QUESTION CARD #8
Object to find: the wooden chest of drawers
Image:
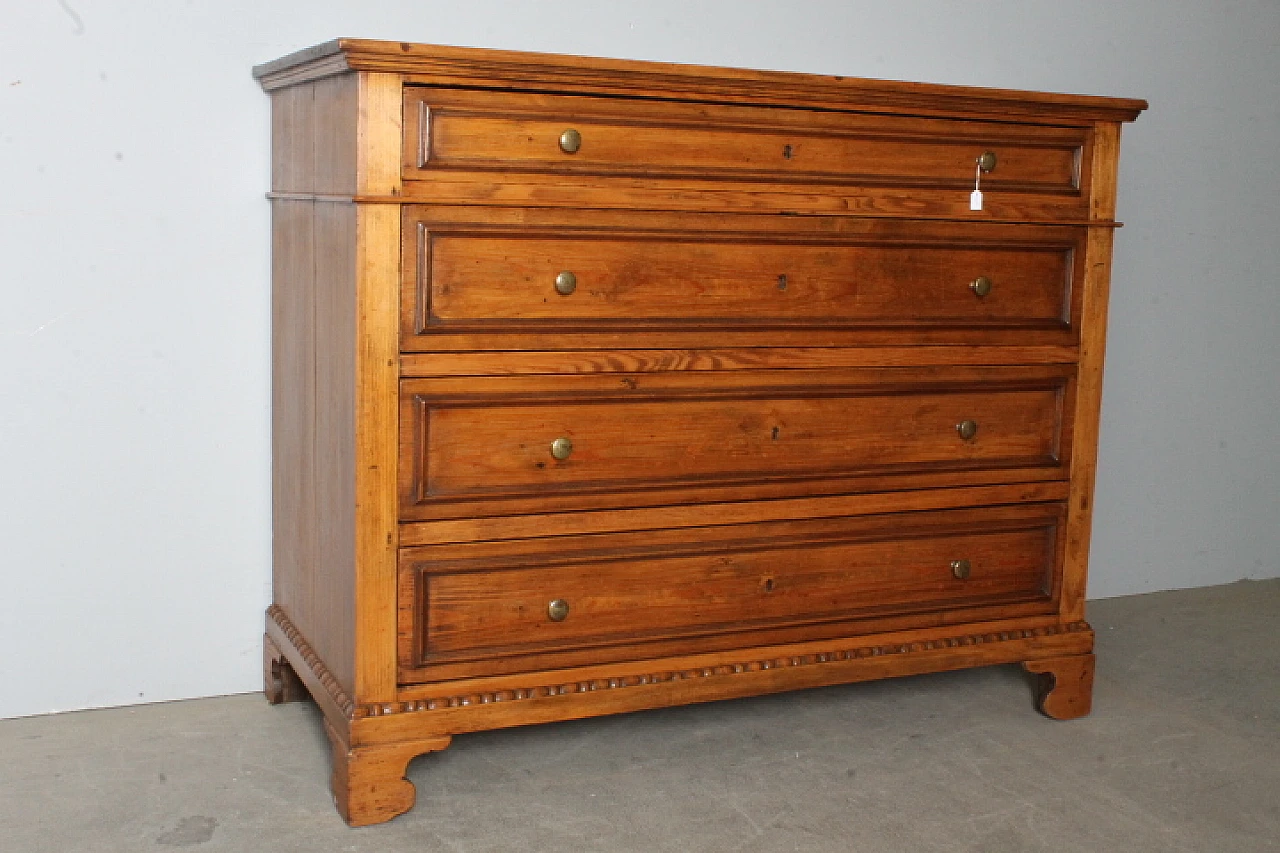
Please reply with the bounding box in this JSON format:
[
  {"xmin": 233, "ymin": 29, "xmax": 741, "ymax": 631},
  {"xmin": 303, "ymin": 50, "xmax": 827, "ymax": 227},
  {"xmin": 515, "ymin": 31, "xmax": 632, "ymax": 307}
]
[{"xmin": 255, "ymin": 40, "xmax": 1144, "ymax": 825}]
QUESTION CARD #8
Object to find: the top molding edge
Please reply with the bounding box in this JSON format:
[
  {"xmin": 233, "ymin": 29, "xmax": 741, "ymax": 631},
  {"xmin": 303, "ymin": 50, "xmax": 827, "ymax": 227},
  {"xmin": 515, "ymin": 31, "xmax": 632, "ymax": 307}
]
[{"xmin": 252, "ymin": 38, "xmax": 1147, "ymax": 123}]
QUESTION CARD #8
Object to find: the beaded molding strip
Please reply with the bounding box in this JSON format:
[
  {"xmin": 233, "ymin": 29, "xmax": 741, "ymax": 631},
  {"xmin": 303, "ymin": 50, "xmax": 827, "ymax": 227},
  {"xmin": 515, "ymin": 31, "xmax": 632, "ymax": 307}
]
[
  {"xmin": 357, "ymin": 621, "xmax": 1092, "ymax": 719},
  {"xmin": 267, "ymin": 605, "xmax": 356, "ymax": 718}
]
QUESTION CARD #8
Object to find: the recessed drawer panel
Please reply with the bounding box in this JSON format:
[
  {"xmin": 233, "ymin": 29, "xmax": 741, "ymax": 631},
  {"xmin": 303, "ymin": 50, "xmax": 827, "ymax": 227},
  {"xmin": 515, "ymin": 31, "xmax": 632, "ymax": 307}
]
[
  {"xmin": 399, "ymin": 366, "xmax": 1075, "ymax": 521},
  {"xmin": 402, "ymin": 207, "xmax": 1085, "ymax": 350},
  {"xmin": 404, "ymin": 89, "xmax": 1086, "ymax": 193},
  {"xmin": 427, "ymin": 235, "xmax": 1069, "ymax": 324},
  {"xmin": 401, "ymin": 503, "xmax": 1064, "ymax": 671}
]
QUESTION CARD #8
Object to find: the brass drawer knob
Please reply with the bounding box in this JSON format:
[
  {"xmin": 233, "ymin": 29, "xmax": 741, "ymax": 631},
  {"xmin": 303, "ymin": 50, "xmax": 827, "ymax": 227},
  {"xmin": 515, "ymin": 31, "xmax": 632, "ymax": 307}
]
[
  {"xmin": 547, "ymin": 599, "xmax": 570, "ymax": 621},
  {"xmin": 555, "ymin": 271, "xmax": 577, "ymax": 295},
  {"xmin": 956, "ymin": 419, "xmax": 979, "ymax": 440},
  {"xmin": 550, "ymin": 437, "xmax": 574, "ymax": 460},
  {"xmin": 951, "ymin": 559, "xmax": 972, "ymax": 580},
  {"xmin": 559, "ymin": 128, "xmax": 582, "ymax": 154},
  {"xmin": 977, "ymin": 151, "xmax": 997, "ymax": 172},
  {"xmin": 970, "ymin": 275, "xmax": 993, "ymax": 297}
]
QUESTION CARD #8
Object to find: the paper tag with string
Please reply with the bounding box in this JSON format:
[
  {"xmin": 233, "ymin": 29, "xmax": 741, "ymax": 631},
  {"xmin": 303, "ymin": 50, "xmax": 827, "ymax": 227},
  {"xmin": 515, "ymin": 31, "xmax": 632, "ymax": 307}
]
[{"xmin": 970, "ymin": 159, "xmax": 984, "ymax": 211}]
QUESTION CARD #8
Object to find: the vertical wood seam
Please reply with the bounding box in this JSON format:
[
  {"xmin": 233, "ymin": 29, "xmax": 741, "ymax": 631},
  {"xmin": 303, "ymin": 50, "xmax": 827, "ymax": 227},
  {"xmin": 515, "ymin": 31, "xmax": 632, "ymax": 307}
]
[{"xmin": 308, "ymin": 82, "xmax": 320, "ymax": 649}]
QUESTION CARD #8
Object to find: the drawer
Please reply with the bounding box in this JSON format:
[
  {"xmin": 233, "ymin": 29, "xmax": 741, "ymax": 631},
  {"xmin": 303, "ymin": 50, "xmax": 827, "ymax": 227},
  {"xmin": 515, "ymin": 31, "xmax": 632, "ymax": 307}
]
[
  {"xmin": 399, "ymin": 503, "xmax": 1065, "ymax": 676},
  {"xmin": 401, "ymin": 207, "xmax": 1085, "ymax": 350},
  {"xmin": 403, "ymin": 89, "xmax": 1087, "ymax": 194},
  {"xmin": 398, "ymin": 366, "xmax": 1075, "ymax": 521}
]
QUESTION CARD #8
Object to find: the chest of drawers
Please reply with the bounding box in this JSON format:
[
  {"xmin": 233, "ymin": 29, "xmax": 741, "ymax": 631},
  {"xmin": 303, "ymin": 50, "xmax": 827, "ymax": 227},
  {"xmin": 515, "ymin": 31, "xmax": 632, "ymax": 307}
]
[{"xmin": 255, "ymin": 39, "xmax": 1144, "ymax": 825}]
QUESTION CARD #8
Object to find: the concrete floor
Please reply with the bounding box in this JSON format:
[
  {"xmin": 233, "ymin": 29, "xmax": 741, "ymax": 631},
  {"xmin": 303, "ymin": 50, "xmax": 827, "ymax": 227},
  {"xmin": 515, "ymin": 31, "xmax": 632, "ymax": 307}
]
[{"xmin": 2, "ymin": 580, "xmax": 1277, "ymax": 852}]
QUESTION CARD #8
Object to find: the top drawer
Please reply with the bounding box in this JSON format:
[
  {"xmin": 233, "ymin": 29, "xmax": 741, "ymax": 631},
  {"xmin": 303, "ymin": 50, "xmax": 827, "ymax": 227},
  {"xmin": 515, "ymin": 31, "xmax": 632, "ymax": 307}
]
[{"xmin": 403, "ymin": 89, "xmax": 1088, "ymax": 197}]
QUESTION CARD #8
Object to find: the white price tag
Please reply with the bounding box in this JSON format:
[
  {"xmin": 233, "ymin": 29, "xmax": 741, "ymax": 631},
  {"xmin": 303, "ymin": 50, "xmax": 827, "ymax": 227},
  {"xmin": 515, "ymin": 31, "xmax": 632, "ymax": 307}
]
[{"xmin": 970, "ymin": 189, "xmax": 983, "ymax": 211}]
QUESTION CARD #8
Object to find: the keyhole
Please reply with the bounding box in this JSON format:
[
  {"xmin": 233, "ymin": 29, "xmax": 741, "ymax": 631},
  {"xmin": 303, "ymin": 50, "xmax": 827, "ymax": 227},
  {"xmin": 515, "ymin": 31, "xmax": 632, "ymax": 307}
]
[
  {"xmin": 782, "ymin": 144, "xmax": 793, "ymax": 160},
  {"xmin": 762, "ymin": 577, "xmax": 775, "ymax": 593},
  {"xmin": 771, "ymin": 426, "xmax": 780, "ymax": 440},
  {"xmin": 777, "ymin": 274, "xmax": 788, "ymax": 291}
]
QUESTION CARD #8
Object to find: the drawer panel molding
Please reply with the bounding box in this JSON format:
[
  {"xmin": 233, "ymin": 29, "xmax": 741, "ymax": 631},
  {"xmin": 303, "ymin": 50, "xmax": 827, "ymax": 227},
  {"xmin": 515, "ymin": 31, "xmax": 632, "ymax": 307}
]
[
  {"xmin": 399, "ymin": 366, "xmax": 1075, "ymax": 520},
  {"xmin": 410, "ymin": 506, "xmax": 1063, "ymax": 665},
  {"xmin": 405, "ymin": 89, "xmax": 1089, "ymax": 194},
  {"xmin": 403, "ymin": 207, "xmax": 1085, "ymax": 349}
]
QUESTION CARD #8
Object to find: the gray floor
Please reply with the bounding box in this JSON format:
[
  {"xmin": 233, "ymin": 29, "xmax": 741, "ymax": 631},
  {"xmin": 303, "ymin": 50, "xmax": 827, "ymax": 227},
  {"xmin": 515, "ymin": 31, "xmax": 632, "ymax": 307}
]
[{"xmin": 2, "ymin": 580, "xmax": 1277, "ymax": 852}]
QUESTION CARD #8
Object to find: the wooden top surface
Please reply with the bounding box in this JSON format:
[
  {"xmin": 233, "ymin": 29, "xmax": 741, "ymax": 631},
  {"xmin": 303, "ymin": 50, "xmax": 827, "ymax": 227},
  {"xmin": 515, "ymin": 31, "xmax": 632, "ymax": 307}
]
[{"xmin": 253, "ymin": 39, "xmax": 1146, "ymax": 123}]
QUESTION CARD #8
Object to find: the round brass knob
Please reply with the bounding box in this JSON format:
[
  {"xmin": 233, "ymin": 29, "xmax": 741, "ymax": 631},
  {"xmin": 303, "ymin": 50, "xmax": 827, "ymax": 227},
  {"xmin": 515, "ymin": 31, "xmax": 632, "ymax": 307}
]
[
  {"xmin": 951, "ymin": 559, "xmax": 972, "ymax": 580},
  {"xmin": 547, "ymin": 599, "xmax": 570, "ymax": 622},
  {"xmin": 956, "ymin": 420, "xmax": 979, "ymax": 440},
  {"xmin": 559, "ymin": 128, "xmax": 582, "ymax": 154},
  {"xmin": 977, "ymin": 151, "xmax": 997, "ymax": 172},
  {"xmin": 550, "ymin": 437, "xmax": 574, "ymax": 460},
  {"xmin": 970, "ymin": 276, "xmax": 993, "ymax": 297},
  {"xmin": 555, "ymin": 271, "xmax": 577, "ymax": 295}
]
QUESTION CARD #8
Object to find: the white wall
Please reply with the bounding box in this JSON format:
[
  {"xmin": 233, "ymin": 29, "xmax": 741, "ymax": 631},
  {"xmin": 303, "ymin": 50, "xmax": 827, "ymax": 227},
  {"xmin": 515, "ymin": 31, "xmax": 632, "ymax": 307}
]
[{"xmin": 2, "ymin": 1, "xmax": 1276, "ymax": 719}]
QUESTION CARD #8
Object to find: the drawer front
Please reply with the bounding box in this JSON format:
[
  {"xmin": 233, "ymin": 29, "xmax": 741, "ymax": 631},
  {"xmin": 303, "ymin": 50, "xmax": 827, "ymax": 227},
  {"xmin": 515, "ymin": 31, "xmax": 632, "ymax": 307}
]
[
  {"xmin": 401, "ymin": 504, "xmax": 1064, "ymax": 672},
  {"xmin": 399, "ymin": 367, "xmax": 1075, "ymax": 520},
  {"xmin": 404, "ymin": 89, "xmax": 1087, "ymax": 193},
  {"xmin": 402, "ymin": 207, "xmax": 1084, "ymax": 350}
]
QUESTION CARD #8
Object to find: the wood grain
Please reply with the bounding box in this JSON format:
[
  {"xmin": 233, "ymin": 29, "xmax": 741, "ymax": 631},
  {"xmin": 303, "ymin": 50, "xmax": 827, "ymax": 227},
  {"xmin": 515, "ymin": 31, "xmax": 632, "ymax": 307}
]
[
  {"xmin": 352, "ymin": 202, "xmax": 401, "ymax": 705},
  {"xmin": 326, "ymin": 717, "xmax": 450, "ymax": 826},
  {"xmin": 312, "ymin": 202, "xmax": 358, "ymax": 697},
  {"xmin": 1024, "ymin": 653, "xmax": 1095, "ymax": 719},
  {"xmin": 356, "ymin": 72, "xmax": 403, "ymax": 197},
  {"xmin": 397, "ymin": 346, "xmax": 1080, "ymax": 377},
  {"xmin": 364, "ymin": 620, "xmax": 1095, "ymax": 746},
  {"xmin": 417, "ymin": 508, "xmax": 1059, "ymax": 661},
  {"xmin": 401, "ymin": 207, "xmax": 1087, "ymax": 350},
  {"xmin": 1061, "ymin": 122, "xmax": 1123, "ymax": 622},
  {"xmin": 270, "ymin": 84, "xmax": 315, "ymax": 193},
  {"xmin": 397, "ymin": 501, "xmax": 1069, "ymax": 681},
  {"xmin": 349, "ymin": 71, "xmax": 409, "ymax": 706},
  {"xmin": 270, "ymin": 200, "xmax": 315, "ymax": 665},
  {"xmin": 254, "ymin": 39, "xmax": 1147, "ymax": 124},
  {"xmin": 312, "ymin": 74, "xmax": 358, "ymax": 196},
  {"xmin": 418, "ymin": 388, "xmax": 1061, "ymax": 493},
  {"xmin": 399, "ymin": 172, "xmax": 1098, "ymax": 222},
  {"xmin": 398, "ymin": 366, "xmax": 1075, "ymax": 520},
  {"xmin": 259, "ymin": 42, "xmax": 1139, "ymax": 825},
  {"xmin": 406, "ymin": 87, "xmax": 1085, "ymax": 192},
  {"xmin": 399, "ymin": 481, "xmax": 1071, "ymax": 545},
  {"xmin": 265, "ymin": 605, "xmax": 354, "ymax": 726},
  {"xmin": 267, "ymin": 73, "xmax": 402, "ymax": 710},
  {"xmin": 426, "ymin": 237, "xmax": 1071, "ymax": 325},
  {"xmin": 270, "ymin": 197, "xmax": 357, "ymax": 697}
]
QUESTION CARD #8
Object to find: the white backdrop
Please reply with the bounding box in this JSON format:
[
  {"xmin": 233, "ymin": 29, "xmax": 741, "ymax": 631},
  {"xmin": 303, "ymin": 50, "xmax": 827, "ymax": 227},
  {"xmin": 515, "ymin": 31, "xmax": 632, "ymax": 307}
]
[{"xmin": 2, "ymin": 1, "xmax": 1277, "ymax": 719}]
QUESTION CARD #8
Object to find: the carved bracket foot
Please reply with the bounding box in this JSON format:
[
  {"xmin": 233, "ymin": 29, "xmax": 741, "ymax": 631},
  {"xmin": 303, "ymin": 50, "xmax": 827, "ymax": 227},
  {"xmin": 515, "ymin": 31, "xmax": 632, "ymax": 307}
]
[
  {"xmin": 325, "ymin": 721, "xmax": 452, "ymax": 827},
  {"xmin": 264, "ymin": 633, "xmax": 309, "ymax": 705},
  {"xmin": 1023, "ymin": 653, "xmax": 1095, "ymax": 720}
]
